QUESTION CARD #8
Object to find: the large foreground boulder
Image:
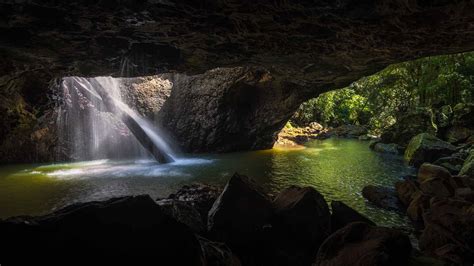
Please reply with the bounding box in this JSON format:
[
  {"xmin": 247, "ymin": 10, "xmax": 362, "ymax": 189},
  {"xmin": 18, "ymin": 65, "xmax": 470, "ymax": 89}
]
[
  {"xmin": 269, "ymin": 186, "xmax": 331, "ymax": 265},
  {"xmin": 314, "ymin": 222, "xmax": 412, "ymax": 266},
  {"xmin": 419, "ymin": 197, "xmax": 474, "ymax": 265},
  {"xmin": 404, "ymin": 133, "xmax": 456, "ymax": 167},
  {"xmin": 330, "ymin": 201, "xmax": 375, "ymax": 232},
  {"xmin": 0, "ymin": 195, "xmax": 204, "ymax": 265},
  {"xmin": 207, "ymin": 173, "xmax": 272, "ymax": 265}
]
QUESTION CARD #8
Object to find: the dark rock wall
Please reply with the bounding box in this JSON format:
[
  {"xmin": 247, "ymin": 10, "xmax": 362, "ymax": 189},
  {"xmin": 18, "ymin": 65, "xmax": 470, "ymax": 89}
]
[{"xmin": 1, "ymin": 0, "xmax": 474, "ymax": 162}]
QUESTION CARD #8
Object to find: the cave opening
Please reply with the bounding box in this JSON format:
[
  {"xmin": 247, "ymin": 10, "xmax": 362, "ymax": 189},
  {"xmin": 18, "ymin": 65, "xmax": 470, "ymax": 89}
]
[{"xmin": 1, "ymin": 1, "xmax": 474, "ymax": 264}]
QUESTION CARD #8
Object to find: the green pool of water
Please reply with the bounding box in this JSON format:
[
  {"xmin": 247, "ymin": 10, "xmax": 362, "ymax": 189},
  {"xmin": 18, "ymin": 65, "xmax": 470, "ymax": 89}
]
[{"xmin": 0, "ymin": 138, "xmax": 414, "ymax": 228}]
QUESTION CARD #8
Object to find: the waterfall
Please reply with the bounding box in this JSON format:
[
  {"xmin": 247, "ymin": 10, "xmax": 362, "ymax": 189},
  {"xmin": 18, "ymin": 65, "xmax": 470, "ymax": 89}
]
[{"xmin": 57, "ymin": 76, "xmax": 176, "ymax": 162}]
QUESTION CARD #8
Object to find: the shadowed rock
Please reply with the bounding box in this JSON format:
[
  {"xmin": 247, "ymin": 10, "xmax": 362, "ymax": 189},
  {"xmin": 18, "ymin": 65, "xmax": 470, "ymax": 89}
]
[
  {"xmin": 314, "ymin": 222, "xmax": 412, "ymax": 266},
  {"xmin": 330, "ymin": 201, "xmax": 375, "ymax": 232},
  {"xmin": 0, "ymin": 195, "xmax": 204, "ymax": 265}
]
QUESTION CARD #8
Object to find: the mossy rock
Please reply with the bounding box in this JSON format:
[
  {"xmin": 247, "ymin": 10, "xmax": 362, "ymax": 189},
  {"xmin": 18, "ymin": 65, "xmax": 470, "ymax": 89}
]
[{"xmin": 404, "ymin": 133, "xmax": 456, "ymax": 167}]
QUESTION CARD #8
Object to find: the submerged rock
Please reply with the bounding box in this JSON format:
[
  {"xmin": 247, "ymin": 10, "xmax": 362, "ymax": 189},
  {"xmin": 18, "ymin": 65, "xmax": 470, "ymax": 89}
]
[
  {"xmin": 207, "ymin": 173, "xmax": 272, "ymax": 264},
  {"xmin": 314, "ymin": 222, "xmax": 412, "ymax": 266},
  {"xmin": 330, "ymin": 201, "xmax": 375, "ymax": 232},
  {"xmin": 269, "ymin": 186, "xmax": 331, "ymax": 265},
  {"xmin": 362, "ymin": 185, "xmax": 403, "ymax": 211},
  {"xmin": 0, "ymin": 195, "xmax": 205, "ymax": 264},
  {"xmin": 404, "ymin": 133, "xmax": 456, "ymax": 167}
]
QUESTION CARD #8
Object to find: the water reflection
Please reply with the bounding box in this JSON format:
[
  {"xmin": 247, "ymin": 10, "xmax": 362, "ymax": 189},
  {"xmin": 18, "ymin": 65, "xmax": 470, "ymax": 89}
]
[{"xmin": 0, "ymin": 139, "xmax": 414, "ymax": 228}]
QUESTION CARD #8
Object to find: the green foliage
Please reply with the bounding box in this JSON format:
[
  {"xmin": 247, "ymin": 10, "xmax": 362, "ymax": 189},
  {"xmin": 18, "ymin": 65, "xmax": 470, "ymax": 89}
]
[{"xmin": 292, "ymin": 51, "xmax": 474, "ymax": 133}]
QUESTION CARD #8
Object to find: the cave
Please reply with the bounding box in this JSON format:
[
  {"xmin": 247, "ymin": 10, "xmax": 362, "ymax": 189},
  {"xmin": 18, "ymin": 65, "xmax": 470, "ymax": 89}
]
[{"xmin": 1, "ymin": 1, "xmax": 474, "ymax": 265}]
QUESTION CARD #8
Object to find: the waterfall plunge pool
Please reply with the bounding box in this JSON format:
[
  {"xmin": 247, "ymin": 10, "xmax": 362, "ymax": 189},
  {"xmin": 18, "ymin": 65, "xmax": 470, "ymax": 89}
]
[{"xmin": 0, "ymin": 138, "xmax": 414, "ymax": 229}]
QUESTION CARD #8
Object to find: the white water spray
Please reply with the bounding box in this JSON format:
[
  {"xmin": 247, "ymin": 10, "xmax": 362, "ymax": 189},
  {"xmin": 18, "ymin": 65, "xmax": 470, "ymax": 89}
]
[{"xmin": 58, "ymin": 76, "xmax": 177, "ymax": 162}]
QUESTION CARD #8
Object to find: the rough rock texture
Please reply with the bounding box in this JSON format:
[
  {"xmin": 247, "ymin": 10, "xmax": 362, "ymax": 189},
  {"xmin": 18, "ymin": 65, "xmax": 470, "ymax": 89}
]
[
  {"xmin": 270, "ymin": 186, "xmax": 331, "ymax": 265},
  {"xmin": 314, "ymin": 222, "xmax": 412, "ymax": 266},
  {"xmin": 330, "ymin": 201, "xmax": 375, "ymax": 232},
  {"xmin": 2, "ymin": 1, "xmax": 474, "ymax": 160},
  {"xmin": 395, "ymin": 176, "xmax": 420, "ymax": 206},
  {"xmin": 207, "ymin": 173, "xmax": 272, "ymax": 265},
  {"xmin": 404, "ymin": 133, "xmax": 456, "ymax": 167},
  {"xmin": 419, "ymin": 197, "xmax": 474, "ymax": 265},
  {"xmin": 0, "ymin": 195, "xmax": 205, "ymax": 264},
  {"xmin": 165, "ymin": 183, "xmax": 222, "ymax": 227}
]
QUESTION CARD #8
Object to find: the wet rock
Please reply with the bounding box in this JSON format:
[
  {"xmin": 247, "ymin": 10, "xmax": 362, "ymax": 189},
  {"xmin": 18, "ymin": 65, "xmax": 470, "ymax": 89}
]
[
  {"xmin": 269, "ymin": 186, "xmax": 331, "ymax": 265},
  {"xmin": 404, "ymin": 133, "xmax": 456, "ymax": 167},
  {"xmin": 207, "ymin": 173, "xmax": 272, "ymax": 264},
  {"xmin": 314, "ymin": 222, "xmax": 412, "ymax": 266},
  {"xmin": 419, "ymin": 197, "xmax": 474, "ymax": 265},
  {"xmin": 198, "ymin": 236, "xmax": 242, "ymax": 266},
  {"xmin": 372, "ymin": 142, "xmax": 400, "ymax": 154},
  {"xmin": 330, "ymin": 201, "xmax": 375, "ymax": 232},
  {"xmin": 381, "ymin": 108, "xmax": 437, "ymax": 148},
  {"xmin": 156, "ymin": 199, "xmax": 204, "ymax": 233},
  {"xmin": 362, "ymin": 185, "xmax": 402, "ymax": 211},
  {"xmin": 167, "ymin": 183, "xmax": 222, "ymax": 225},
  {"xmin": 395, "ymin": 176, "xmax": 420, "ymax": 206},
  {"xmin": 0, "ymin": 195, "xmax": 204, "ymax": 264}
]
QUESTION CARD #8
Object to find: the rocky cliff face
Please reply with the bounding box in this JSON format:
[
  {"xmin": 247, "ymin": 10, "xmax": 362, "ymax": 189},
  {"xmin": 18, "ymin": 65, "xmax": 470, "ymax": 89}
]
[{"xmin": 1, "ymin": 0, "xmax": 474, "ymax": 161}]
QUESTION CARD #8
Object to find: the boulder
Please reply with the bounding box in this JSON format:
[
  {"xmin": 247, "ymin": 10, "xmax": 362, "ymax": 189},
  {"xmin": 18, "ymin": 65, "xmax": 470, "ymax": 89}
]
[
  {"xmin": 419, "ymin": 197, "xmax": 474, "ymax": 265},
  {"xmin": 395, "ymin": 176, "xmax": 420, "ymax": 206},
  {"xmin": 444, "ymin": 126, "xmax": 474, "ymax": 144},
  {"xmin": 417, "ymin": 163, "xmax": 452, "ymax": 183},
  {"xmin": 207, "ymin": 173, "xmax": 272, "ymax": 264},
  {"xmin": 167, "ymin": 183, "xmax": 222, "ymax": 226},
  {"xmin": 314, "ymin": 222, "xmax": 412, "ymax": 266},
  {"xmin": 419, "ymin": 177, "xmax": 455, "ymax": 198},
  {"xmin": 362, "ymin": 185, "xmax": 402, "ymax": 211},
  {"xmin": 329, "ymin": 124, "xmax": 367, "ymax": 138},
  {"xmin": 406, "ymin": 191, "xmax": 431, "ymax": 225},
  {"xmin": 404, "ymin": 133, "xmax": 456, "ymax": 167},
  {"xmin": 0, "ymin": 195, "xmax": 205, "ymax": 264},
  {"xmin": 381, "ymin": 108, "xmax": 437, "ymax": 148},
  {"xmin": 372, "ymin": 142, "xmax": 400, "ymax": 154},
  {"xmin": 198, "ymin": 236, "xmax": 242, "ymax": 266},
  {"xmin": 156, "ymin": 199, "xmax": 205, "ymax": 233},
  {"xmin": 330, "ymin": 201, "xmax": 375, "ymax": 232},
  {"xmin": 269, "ymin": 186, "xmax": 331, "ymax": 265}
]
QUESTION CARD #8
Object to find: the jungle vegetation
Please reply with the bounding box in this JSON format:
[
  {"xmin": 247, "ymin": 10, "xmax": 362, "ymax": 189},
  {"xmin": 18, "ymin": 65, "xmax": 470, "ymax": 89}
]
[{"xmin": 291, "ymin": 52, "xmax": 474, "ymax": 134}]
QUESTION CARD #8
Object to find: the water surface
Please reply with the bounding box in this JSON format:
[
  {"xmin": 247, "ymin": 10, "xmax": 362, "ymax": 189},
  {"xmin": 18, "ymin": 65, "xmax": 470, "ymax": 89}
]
[{"xmin": 0, "ymin": 138, "xmax": 414, "ymax": 228}]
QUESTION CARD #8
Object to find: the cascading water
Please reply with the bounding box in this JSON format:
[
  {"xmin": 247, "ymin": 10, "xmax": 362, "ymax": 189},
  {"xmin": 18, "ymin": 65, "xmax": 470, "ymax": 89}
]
[{"xmin": 57, "ymin": 76, "xmax": 176, "ymax": 163}]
